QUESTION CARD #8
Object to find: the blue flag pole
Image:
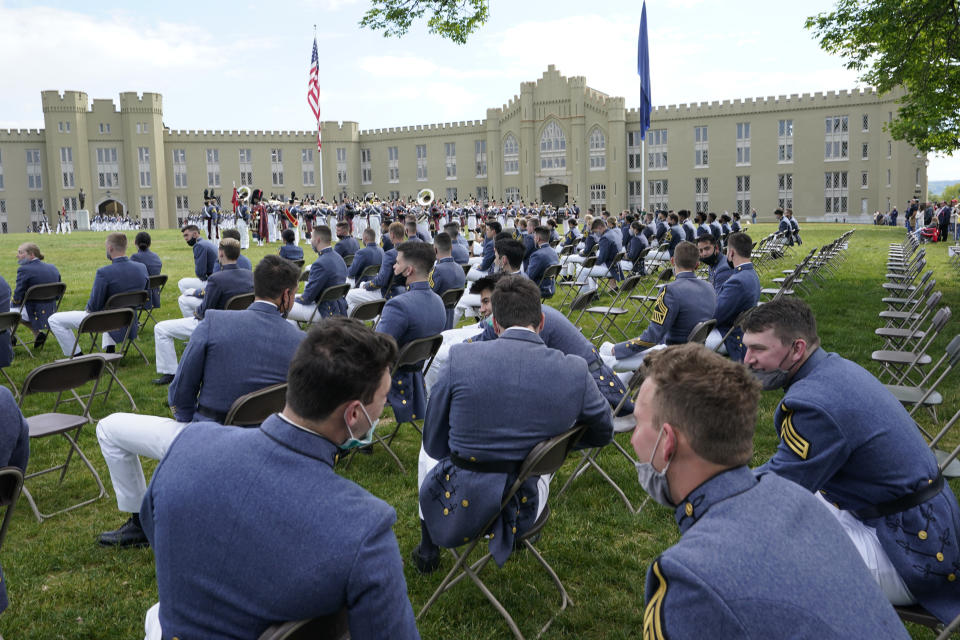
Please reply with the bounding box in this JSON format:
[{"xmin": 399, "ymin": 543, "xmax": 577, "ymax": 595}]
[{"xmin": 638, "ymin": 2, "xmax": 651, "ymax": 213}]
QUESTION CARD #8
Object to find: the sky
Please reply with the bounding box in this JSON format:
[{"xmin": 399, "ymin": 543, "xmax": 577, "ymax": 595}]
[{"xmin": 1, "ymin": 0, "xmax": 957, "ymax": 181}]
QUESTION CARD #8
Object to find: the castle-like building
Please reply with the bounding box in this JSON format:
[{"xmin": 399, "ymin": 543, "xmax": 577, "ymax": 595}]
[{"xmin": 0, "ymin": 65, "xmax": 926, "ymax": 231}]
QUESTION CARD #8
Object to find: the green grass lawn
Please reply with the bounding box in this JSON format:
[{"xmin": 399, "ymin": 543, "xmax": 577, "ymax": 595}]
[{"xmin": 0, "ymin": 224, "xmax": 957, "ymax": 639}]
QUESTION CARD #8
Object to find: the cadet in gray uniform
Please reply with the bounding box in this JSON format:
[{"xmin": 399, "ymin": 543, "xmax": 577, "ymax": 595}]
[
  {"xmin": 633, "ymin": 344, "xmax": 909, "ymax": 639},
  {"xmin": 744, "ymin": 298, "xmax": 960, "ymax": 623}
]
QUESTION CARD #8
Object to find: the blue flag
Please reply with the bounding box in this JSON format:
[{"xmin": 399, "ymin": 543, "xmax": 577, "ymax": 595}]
[{"xmin": 637, "ymin": 2, "xmax": 652, "ymax": 140}]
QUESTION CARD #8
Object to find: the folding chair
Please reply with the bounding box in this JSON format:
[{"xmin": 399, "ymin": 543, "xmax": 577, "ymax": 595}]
[
  {"xmin": 625, "ymin": 268, "xmax": 674, "ymax": 329},
  {"xmin": 893, "ymin": 605, "xmax": 943, "ymax": 636},
  {"xmin": 440, "ymin": 287, "xmax": 464, "ymax": 313},
  {"xmin": 713, "ymin": 309, "xmax": 751, "ymax": 355},
  {"xmin": 686, "ymin": 319, "xmax": 717, "ymax": 345},
  {"xmin": 299, "ymin": 269, "xmax": 311, "ymax": 284},
  {"xmin": 535, "ymin": 263, "xmax": 563, "ymax": 300},
  {"xmin": 883, "ymin": 271, "xmax": 933, "ymax": 311},
  {"xmin": 0, "ymin": 467, "xmax": 24, "ymax": 552},
  {"xmin": 461, "ymin": 263, "xmax": 472, "ymax": 278},
  {"xmin": 580, "ymin": 275, "xmax": 644, "ymax": 344},
  {"xmin": 291, "ymin": 259, "xmax": 305, "ymax": 269},
  {"xmin": 297, "ymin": 283, "xmax": 352, "ymax": 329},
  {"xmin": 17, "ymin": 281, "xmax": 67, "ymax": 356},
  {"xmin": 926, "ymin": 406, "xmax": 960, "ymax": 479},
  {"xmin": 594, "ymin": 250, "xmax": 626, "ymax": 298},
  {"xmin": 878, "ymin": 279, "xmax": 936, "ymax": 328},
  {"xmin": 0, "ymin": 313, "xmax": 22, "ymax": 400},
  {"xmin": 225, "ymin": 292, "xmax": 256, "ymax": 311},
  {"xmin": 343, "ymin": 334, "xmax": 443, "ymax": 473},
  {"xmin": 875, "ymin": 291, "xmax": 943, "ymax": 350},
  {"xmin": 564, "ymin": 288, "xmax": 597, "ymax": 323},
  {"xmin": 556, "ymin": 256, "xmax": 597, "ymax": 308},
  {"xmin": 257, "ymin": 608, "xmax": 350, "ymax": 640},
  {"xmin": 17, "ymin": 356, "xmax": 108, "ymax": 522},
  {"xmin": 139, "ymin": 273, "xmax": 169, "ymax": 331},
  {"xmin": 67, "ymin": 308, "xmax": 139, "ymax": 412},
  {"xmin": 105, "ymin": 290, "xmax": 151, "ymax": 364},
  {"xmin": 873, "ymin": 307, "xmax": 951, "ymax": 385},
  {"xmin": 557, "ymin": 371, "xmax": 647, "ymax": 514},
  {"xmin": 224, "ymin": 382, "xmax": 288, "ymax": 427},
  {"xmin": 417, "ymin": 425, "xmax": 587, "ymax": 640},
  {"xmin": 348, "ymin": 298, "xmax": 386, "ymax": 326},
  {"xmin": 342, "ymin": 254, "xmax": 355, "ymax": 268},
  {"xmin": 356, "ymin": 264, "xmax": 381, "ymax": 284},
  {"xmin": 885, "ymin": 333, "xmax": 960, "ymax": 423}
]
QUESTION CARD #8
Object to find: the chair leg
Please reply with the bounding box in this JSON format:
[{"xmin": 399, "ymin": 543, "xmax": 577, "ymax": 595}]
[
  {"xmin": 0, "ymin": 369, "xmax": 19, "ymax": 403},
  {"xmin": 22, "ymin": 430, "xmax": 108, "ymax": 522},
  {"xmin": 101, "ymin": 365, "xmax": 137, "ymax": 412}
]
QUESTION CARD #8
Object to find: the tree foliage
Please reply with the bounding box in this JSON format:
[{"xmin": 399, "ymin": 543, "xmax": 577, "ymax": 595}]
[
  {"xmin": 359, "ymin": 0, "xmax": 489, "ymax": 45},
  {"xmin": 806, "ymin": 0, "xmax": 960, "ymax": 154},
  {"xmin": 931, "ymin": 182, "xmax": 960, "ymax": 201}
]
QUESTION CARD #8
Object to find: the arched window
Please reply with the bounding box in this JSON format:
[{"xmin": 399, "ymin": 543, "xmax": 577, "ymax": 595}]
[
  {"xmin": 589, "ymin": 127, "xmax": 606, "ymax": 170},
  {"xmin": 539, "ymin": 122, "xmax": 566, "ymax": 170},
  {"xmin": 503, "ymin": 134, "xmax": 519, "ymax": 175}
]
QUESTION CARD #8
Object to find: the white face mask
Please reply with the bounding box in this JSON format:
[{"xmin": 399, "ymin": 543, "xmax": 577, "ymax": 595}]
[
  {"xmin": 635, "ymin": 423, "xmax": 674, "ymax": 507},
  {"xmin": 339, "ymin": 404, "xmax": 379, "ymax": 450}
]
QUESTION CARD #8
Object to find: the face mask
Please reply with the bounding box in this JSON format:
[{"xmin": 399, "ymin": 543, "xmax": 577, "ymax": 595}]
[
  {"xmin": 751, "ymin": 342, "xmax": 798, "ymax": 391},
  {"xmin": 700, "ymin": 253, "xmax": 719, "ymax": 267},
  {"xmin": 106, "ymin": 250, "xmax": 112, "ymax": 261},
  {"xmin": 17, "ymin": 258, "xmax": 29, "ymax": 265},
  {"xmin": 339, "ymin": 403, "xmax": 379, "ymax": 450},
  {"xmin": 186, "ymin": 237, "xmax": 197, "ymax": 247},
  {"xmin": 635, "ymin": 423, "xmax": 674, "ymax": 508}
]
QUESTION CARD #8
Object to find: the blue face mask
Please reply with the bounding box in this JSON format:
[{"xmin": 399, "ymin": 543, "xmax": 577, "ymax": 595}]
[
  {"xmin": 17, "ymin": 258, "xmax": 29, "ymax": 265},
  {"xmin": 106, "ymin": 250, "xmax": 112, "ymax": 262},
  {"xmin": 339, "ymin": 404, "xmax": 379, "ymax": 450}
]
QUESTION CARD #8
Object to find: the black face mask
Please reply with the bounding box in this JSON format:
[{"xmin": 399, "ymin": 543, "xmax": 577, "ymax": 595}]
[
  {"xmin": 700, "ymin": 253, "xmax": 719, "ymax": 267},
  {"xmin": 186, "ymin": 237, "xmax": 198, "ymax": 247}
]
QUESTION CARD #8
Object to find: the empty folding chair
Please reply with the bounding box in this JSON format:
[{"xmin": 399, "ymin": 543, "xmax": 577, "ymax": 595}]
[
  {"xmin": 139, "ymin": 273, "xmax": 169, "ymax": 331},
  {"xmin": 581, "ymin": 275, "xmax": 644, "ymax": 344},
  {"xmin": 873, "ymin": 307, "xmax": 951, "ymax": 385},
  {"xmin": 225, "ymin": 292, "xmax": 256, "ymax": 311},
  {"xmin": 105, "ymin": 290, "xmax": 151, "ymax": 364},
  {"xmin": 440, "ymin": 287, "xmax": 465, "ymax": 330},
  {"xmin": 224, "ymin": 382, "xmax": 288, "ymax": 427},
  {"xmin": 925, "ymin": 406, "xmax": 960, "ymax": 479},
  {"xmin": 878, "ymin": 279, "xmax": 935, "ymax": 328},
  {"xmin": 417, "ymin": 425, "xmax": 587, "ymax": 640},
  {"xmin": 17, "ymin": 355, "xmax": 108, "ymax": 522},
  {"xmin": 885, "ymin": 334, "xmax": 960, "ymax": 423},
  {"xmin": 875, "ymin": 291, "xmax": 942, "ymax": 351},
  {"xmin": 882, "ymin": 271, "xmax": 933, "ymax": 311}
]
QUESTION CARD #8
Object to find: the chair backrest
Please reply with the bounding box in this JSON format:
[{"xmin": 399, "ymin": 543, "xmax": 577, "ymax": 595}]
[
  {"xmin": 105, "ymin": 290, "xmax": 150, "ymax": 310},
  {"xmin": 568, "ymin": 289, "xmax": 597, "ymax": 313},
  {"xmin": 77, "ymin": 308, "xmax": 136, "ymax": 337},
  {"xmin": 0, "ymin": 312, "xmax": 21, "ymax": 335},
  {"xmin": 19, "ymin": 355, "xmax": 106, "ymax": 403},
  {"xmin": 440, "ymin": 287, "xmax": 464, "ymax": 309},
  {"xmin": 147, "ymin": 274, "xmax": 168, "ymax": 290},
  {"xmin": 23, "ymin": 281, "xmax": 66, "ymax": 304},
  {"xmin": 392, "ymin": 334, "xmax": 444, "ymax": 375},
  {"xmin": 299, "ymin": 269, "xmax": 311, "ymax": 283},
  {"xmin": 499, "ymin": 426, "xmax": 588, "ymax": 514},
  {"xmin": 348, "ymin": 298, "xmax": 386, "ymax": 322},
  {"xmin": 318, "ymin": 283, "xmax": 351, "ymax": 304},
  {"xmin": 538, "ymin": 263, "xmax": 563, "ymax": 285},
  {"xmin": 580, "ymin": 255, "xmax": 598, "ymax": 271},
  {"xmin": 359, "ymin": 263, "xmax": 381, "ymax": 279},
  {"xmin": 224, "ymin": 383, "xmax": 288, "ymax": 427},
  {"xmin": 292, "ymin": 259, "xmax": 305, "ymax": 269},
  {"xmin": 343, "ymin": 254, "xmax": 355, "ymax": 267},
  {"xmin": 686, "ymin": 319, "xmax": 717, "ymax": 344},
  {"xmin": 658, "ymin": 267, "xmax": 675, "ymax": 282},
  {"xmin": 0, "ymin": 467, "xmax": 24, "ymax": 554},
  {"xmin": 225, "ymin": 292, "xmax": 256, "ymax": 311},
  {"xmin": 257, "ymin": 608, "xmax": 350, "ymax": 640},
  {"xmin": 461, "ymin": 263, "xmax": 472, "ymax": 277}
]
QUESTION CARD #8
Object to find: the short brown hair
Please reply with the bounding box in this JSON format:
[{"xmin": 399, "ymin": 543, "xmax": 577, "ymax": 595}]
[
  {"xmin": 182, "ymin": 224, "xmax": 200, "ymax": 234},
  {"xmin": 643, "ymin": 344, "xmax": 759, "ymax": 466},
  {"xmin": 389, "ymin": 221, "xmax": 405, "ymax": 240},
  {"xmin": 106, "ymin": 233, "xmax": 128, "ymax": 253},
  {"xmin": 219, "ymin": 238, "xmax": 241, "ymax": 261},
  {"xmin": 492, "ymin": 275, "xmax": 541, "ymax": 330},
  {"xmin": 673, "ymin": 241, "xmax": 699, "ymax": 269},
  {"xmin": 19, "ymin": 243, "xmax": 43, "ymax": 260},
  {"xmin": 727, "ymin": 232, "xmax": 752, "ymax": 259},
  {"xmin": 742, "ymin": 298, "xmax": 820, "ymax": 348}
]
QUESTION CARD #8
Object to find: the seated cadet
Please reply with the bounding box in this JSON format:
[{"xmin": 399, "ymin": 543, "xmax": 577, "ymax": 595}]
[
  {"xmin": 731, "ymin": 211, "xmax": 742, "ymax": 233},
  {"xmin": 785, "ymin": 208, "xmax": 802, "ymax": 245},
  {"xmin": 743, "ymin": 299, "xmax": 960, "ymax": 623},
  {"xmin": 140, "ymin": 318, "xmax": 419, "ymax": 640},
  {"xmin": 379, "ymin": 219, "xmax": 394, "ymax": 252},
  {"xmin": 151, "ymin": 239, "xmax": 254, "ymax": 385},
  {"xmin": 217, "ymin": 228, "xmax": 253, "ymax": 271},
  {"xmin": 465, "ymin": 220, "xmax": 501, "ymax": 279},
  {"xmin": 665, "ymin": 212, "xmax": 684, "ymax": 257},
  {"xmin": 96, "ymin": 256, "xmax": 305, "ymax": 548},
  {"xmin": 562, "ymin": 216, "xmax": 582, "ymax": 248},
  {"xmin": 453, "ymin": 237, "xmax": 524, "ymax": 326},
  {"xmin": 574, "ymin": 217, "xmax": 623, "ymax": 291},
  {"xmin": 442, "ymin": 222, "xmax": 470, "ymax": 264},
  {"xmin": 620, "ymin": 221, "xmax": 649, "ymax": 275},
  {"xmin": 177, "ymin": 224, "xmax": 217, "ymax": 295},
  {"xmin": 560, "ymin": 220, "xmax": 598, "ymax": 276},
  {"xmin": 429, "ymin": 232, "xmax": 467, "ymax": 331},
  {"xmin": 333, "ymin": 220, "xmax": 360, "ymax": 259},
  {"xmin": 49, "ymin": 233, "xmax": 149, "ymax": 357},
  {"xmin": 546, "ymin": 218, "xmax": 562, "ymax": 248},
  {"xmin": 775, "ymin": 209, "xmax": 794, "ymax": 245},
  {"xmin": 704, "ymin": 232, "xmax": 760, "ymax": 361},
  {"xmin": 679, "ymin": 209, "xmax": 696, "ymax": 241},
  {"xmin": 278, "ymin": 228, "xmax": 304, "ymax": 261},
  {"xmin": 525, "ymin": 226, "xmax": 560, "ymax": 298},
  {"xmin": 521, "ymin": 218, "xmax": 538, "ymax": 272},
  {"xmin": 412, "ymin": 276, "xmax": 613, "ymax": 573},
  {"xmin": 0, "ymin": 387, "xmax": 28, "ymax": 615},
  {"xmin": 347, "ymin": 227, "xmax": 384, "ymax": 286},
  {"xmin": 11, "ymin": 242, "xmax": 61, "ymax": 348},
  {"xmin": 375, "ymin": 241, "xmax": 447, "ymax": 427},
  {"xmin": 707, "ymin": 212, "xmax": 722, "ymax": 243},
  {"xmin": 405, "ymin": 220, "xmax": 426, "ymax": 244},
  {"xmin": 130, "ymin": 232, "xmax": 163, "ymax": 310},
  {"xmin": 345, "ymin": 222, "xmax": 407, "ymax": 314},
  {"xmin": 600, "ymin": 242, "xmax": 715, "ymax": 373},
  {"xmin": 287, "ymin": 226, "xmax": 348, "ymax": 324},
  {"xmin": 632, "ymin": 344, "xmax": 909, "ymax": 639},
  {"xmin": 697, "ymin": 235, "xmax": 732, "ymax": 292}
]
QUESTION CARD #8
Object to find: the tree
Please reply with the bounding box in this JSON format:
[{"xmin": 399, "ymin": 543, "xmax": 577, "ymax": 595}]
[
  {"xmin": 932, "ymin": 182, "xmax": 960, "ymax": 201},
  {"xmin": 806, "ymin": 0, "xmax": 960, "ymax": 154},
  {"xmin": 359, "ymin": 0, "xmax": 489, "ymax": 45}
]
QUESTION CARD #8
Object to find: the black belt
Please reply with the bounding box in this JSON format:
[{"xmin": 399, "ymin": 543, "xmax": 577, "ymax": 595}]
[
  {"xmin": 451, "ymin": 453, "xmax": 520, "ymax": 475},
  {"xmin": 196, "ymin": 404, "xmax": 227, "ymax": 424},
  {"xmin": 854, "ymin": 475, "xmax": 945, "ymax": 520},
  {"xmin": 587, "ymin": 358, "xmax": 604, "ymax": 373}
]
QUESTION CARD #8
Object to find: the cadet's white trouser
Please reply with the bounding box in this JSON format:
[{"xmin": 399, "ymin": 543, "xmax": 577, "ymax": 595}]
[
  {"xmin": 154, "ymin": 317, "xmax": 198, "ymax": 375},
  {"xmin": 345, "ymin": 287, "xmax": 383, "ymax": 315},
  {"xmin": 48, "ymin": 310, "xmax": 115, "ymax": 356}
]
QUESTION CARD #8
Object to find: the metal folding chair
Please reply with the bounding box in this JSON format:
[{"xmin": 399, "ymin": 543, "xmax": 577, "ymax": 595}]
[
  {"xmin": 686, "ymin": 319, "xmax": 717, "ymax": 345},
  {"xmin": 882, "ymin": 271, "xmax": 933, "ymax": 311},
  {"xmin": 225, "ymin": 292, "xmax": 256, "ymax": 311},
  {"xmin": 0, "ymin": 313, "xmax": 22, "ymax": 400},
  {"xmin": 224, "ymin": 382, "xmax": 288, "ymax": 427},
  {"xmin": 536, "ymin": 263, "xmax": 563, "ymax": 300},
  {"xmin": 563, "ymin": 288, "xmax": 597, "ymax": 322},
  {"xmin": 105, "ymin": 290, "xmax": 151, "ymax": 364},
  {"xmin": 356, "ymin": 263, "xmax": 381, "ymax": 284},
  {"xmin": 556, "ymin": 256, "xmax": 597, "ymax": 308},
  {"xmin": 926, "ymin": 406, "xmax": 960, "ymax": 479},
  {"xmin": 257, "ymin": 608, "xmax": 350, "ymax": 640},
  {"xmin": 17, "ymin": 356, "xmax": 108, "ymax": 522},
  {"xmin": 873, "ymin": 307, "xmax": 951, "ymax": 385},
  {"xmin": 17, "ymin": 281, "xmax": 67, "ymax": 357},
  {"xmin": 342, "ymin": 254, "xmax": 355, "ymax": 268},
  {"xmin": 66, "ymin": 308, "xmax": 139, "ymax": 412},
  {"xmin": 348, "ymin": 298, "xmax": 386, "ymax": 326},
  {"xmin": 875, "ymin": 291, "xmax": 943, "ymax": 350},
  {"xmin": 139, "ymin": 273, "xmax": 169, "ymax": 331},
  {"xmin": 417, "ymin": 425, "xmax": 587, "ymax": 640},
  {"xmin": 580, "ymin": 275, "xmax": 644, "ymax": 344},
  {"xmin": 625, "ymin": 268, "xmax": 674, "ymax": 329},
  {"xmin": 885, "ymin": 333, "xmax": 960, "ymax": 423},
  {"xmin": 297, "ymin": 283, "xmax": 352, "ymax": 329}
]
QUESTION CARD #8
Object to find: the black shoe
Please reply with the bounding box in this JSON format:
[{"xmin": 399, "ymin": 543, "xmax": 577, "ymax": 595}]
[
  {"xmin": 97, "ymin": 516, "xmax": 149, "ymax": 548},
  {"xmin": 104, "ymin": 345, "xmax": 116, "ymax": 354},
  {"xmin": 152, "ymin": 374, "xmax": 175, "ymax": 385},
  {"xmin": 410, "ymin": 544, "xmax": 440, "ymax": 575},
  {"xmin": 33, "ymin": 331, "xmax": 46, "ymax": 349}
]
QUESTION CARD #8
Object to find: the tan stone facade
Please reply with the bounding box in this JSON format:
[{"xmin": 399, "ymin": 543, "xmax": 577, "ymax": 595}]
[{"xmin": 0, "ymin": 66, "xmax": 926, "ymax": 231}]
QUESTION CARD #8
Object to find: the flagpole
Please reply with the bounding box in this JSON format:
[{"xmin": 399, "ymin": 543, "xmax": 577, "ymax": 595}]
[{"xmin": 641, "ymin": 139, "xmax": 646, "ymax": 213}]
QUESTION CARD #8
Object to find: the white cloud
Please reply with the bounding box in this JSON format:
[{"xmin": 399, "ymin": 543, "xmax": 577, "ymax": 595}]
[{"xmin": 358, "ymin": 54, "xmax": 440, "ymax": 77}]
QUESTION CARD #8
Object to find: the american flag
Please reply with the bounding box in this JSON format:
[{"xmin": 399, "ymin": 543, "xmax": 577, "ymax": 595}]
[{"xmin": 308, "ymin": 36, "xmax": 321, "ymax": 151}]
